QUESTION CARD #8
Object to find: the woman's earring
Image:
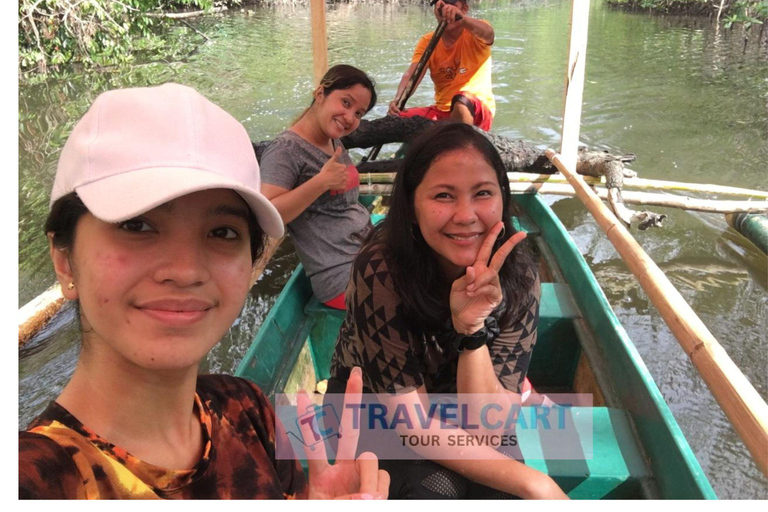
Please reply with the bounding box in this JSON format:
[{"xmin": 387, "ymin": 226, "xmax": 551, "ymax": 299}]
[
  {"xmin": 67, "ymin": 282, "xmax": 75, "ymax": 290},
  {"xmin": 499, "ymin": 224, "xmax": 506, "ymax": 239}
]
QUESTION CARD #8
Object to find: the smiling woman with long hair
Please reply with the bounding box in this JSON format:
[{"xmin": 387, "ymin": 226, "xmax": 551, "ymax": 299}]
[
  {"xmin": 18, "ymin": 84, "xmax": 388, "ymax": 499},
  {"xmin": 259, "ymin": 64, "xmax": 377, "ymax": 310},
  {"xmin": 328, "ymin": 122, "xmax": 568, "ymax": 499},
  {"xmin": 260, "ymin": 64, "xmax": 376, "ymax": 309}
]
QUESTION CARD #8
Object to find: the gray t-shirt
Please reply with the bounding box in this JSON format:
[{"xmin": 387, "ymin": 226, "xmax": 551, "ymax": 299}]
[{"xmin": 259, "ymin": 130, "xmax": 372, "ymax": 302}]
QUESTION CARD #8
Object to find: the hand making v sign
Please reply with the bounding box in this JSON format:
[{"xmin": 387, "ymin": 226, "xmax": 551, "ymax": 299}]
[
  {"xmin": 450, "ymin": 222, "xmax": 527, "ymax": 335},
  {"xmin": 297, "ymin": 367, "xmax": 390, "ymax": 499}
]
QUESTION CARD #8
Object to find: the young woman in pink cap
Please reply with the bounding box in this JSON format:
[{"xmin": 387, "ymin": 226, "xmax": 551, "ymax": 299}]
[
  {"xmin": 260, "ymin": 65, "xmax": 377, "ymax": 310},
  {"xmin": 18, "ymin": 83, "xmax": 388, "ymax": 499}
]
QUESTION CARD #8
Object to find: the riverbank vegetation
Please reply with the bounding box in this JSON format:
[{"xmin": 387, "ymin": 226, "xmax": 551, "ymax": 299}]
[
  {"xmin": 18, "ymin": 0, "xmax": 256, "ymax": 76},
  {"xmin": 19, "ymin": 0, "xmax": 767, "ymax": 78},
  {"xmin": 607, "ymin": 0, "xmax": 767, "ymax": 28}
]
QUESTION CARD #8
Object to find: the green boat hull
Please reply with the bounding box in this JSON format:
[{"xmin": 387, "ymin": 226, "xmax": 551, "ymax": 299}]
[{"xmin": 235, "ymin": 192, "xmax": 716, "ymax": 499}]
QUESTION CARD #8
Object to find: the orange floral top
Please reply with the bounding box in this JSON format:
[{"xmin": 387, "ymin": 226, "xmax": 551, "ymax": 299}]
[{"xmin": 19, "ymin": 375, "xmax": 307, "ymax": 499}]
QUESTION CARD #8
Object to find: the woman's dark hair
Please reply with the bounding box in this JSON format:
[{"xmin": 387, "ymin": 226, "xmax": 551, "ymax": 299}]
[
  {"xmin": 369, "ymin": 122, "xmax": 537, "ymax": 335},
  {"xmin": 309, "ymin": 64, "xmax": 378, "ymax": 113},
  {"xmin": 46, "ymin": 192, "xmax": 268, "ymax": 263}
]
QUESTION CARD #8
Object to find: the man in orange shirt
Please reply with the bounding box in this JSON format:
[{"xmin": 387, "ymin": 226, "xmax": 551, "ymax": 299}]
[{"xmin": 388, "ymin": 0, "xmax": 495, "ymax": 130}]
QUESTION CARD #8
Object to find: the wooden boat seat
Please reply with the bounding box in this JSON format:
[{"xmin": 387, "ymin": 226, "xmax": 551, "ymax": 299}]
[{"xmin": 520, "ymin": 406, "xmax": 650, "ymax": 499}]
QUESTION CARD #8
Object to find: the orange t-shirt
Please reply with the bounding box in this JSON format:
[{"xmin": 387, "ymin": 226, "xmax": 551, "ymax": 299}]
[{"xmin": 412, "ymin": 24, "xmax": 495, "ymax": 116}]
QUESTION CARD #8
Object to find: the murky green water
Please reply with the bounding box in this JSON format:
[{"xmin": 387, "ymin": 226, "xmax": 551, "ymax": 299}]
[{"xmin": 18, "ymin": 0, "xmax": 768, "ymax": 498}]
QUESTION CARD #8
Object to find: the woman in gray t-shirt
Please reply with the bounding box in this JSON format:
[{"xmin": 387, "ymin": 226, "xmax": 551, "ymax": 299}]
[{"xmin": 260, "ymin": 65, "xmax": 377, "ymax": 308}]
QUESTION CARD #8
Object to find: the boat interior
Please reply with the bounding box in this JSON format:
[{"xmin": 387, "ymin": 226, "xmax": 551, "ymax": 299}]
[{"xmin": 235, "ymin": 193, "xmax": 715, "ymax": 499}]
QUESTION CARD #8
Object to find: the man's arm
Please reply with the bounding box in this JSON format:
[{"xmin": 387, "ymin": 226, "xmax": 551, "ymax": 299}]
[
  {"xmin": 389, "ymin": 63, "xmax": 418, "ymax": 116},
  {"xmin": 459, "ymin": 16, "xmax": 494, "ymax": 45},
  {"xmin": 436, "ymin": 0, "xmax": 494, "ymax": 45},
  {"xmin": 389, "ymin": 61, "xmax": 430, "ymax": 116}
]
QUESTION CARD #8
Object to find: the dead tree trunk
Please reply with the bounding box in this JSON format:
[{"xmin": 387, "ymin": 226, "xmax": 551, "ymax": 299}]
[
  {"xmin": 253, "ymin": 115, "xmax": 666, "ymax": 229},
  {"xmin": 342, "ymin": 116, "xmax": 553, "ymax": 173}
]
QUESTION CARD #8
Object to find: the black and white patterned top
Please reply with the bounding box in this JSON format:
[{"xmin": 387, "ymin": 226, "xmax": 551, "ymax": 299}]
[{"xmin": 329, "ymin": 245, "xmax": 540, "ymax": 395}]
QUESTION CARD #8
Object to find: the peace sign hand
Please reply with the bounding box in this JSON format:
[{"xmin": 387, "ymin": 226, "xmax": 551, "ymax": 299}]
[
  {"xmin": 450, "ymin": 222, "xmax": 527, "ymax": 335},
  {"xmin": 298, "ymin": 367, "xmax": 390, "ymax": 499}
]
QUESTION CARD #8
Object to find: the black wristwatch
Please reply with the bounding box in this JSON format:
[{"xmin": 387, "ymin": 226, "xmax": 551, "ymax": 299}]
[{"xmin": 443, "ymin": 316, "xmax": 501, "ymax": 353}]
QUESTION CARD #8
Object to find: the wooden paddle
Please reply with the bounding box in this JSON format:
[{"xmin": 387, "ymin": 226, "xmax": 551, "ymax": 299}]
[
  {"xmin": 363, "ymin": 1, "xmax": 461, "ymax": 163},
  {"xmin": 552, "ymin": 0, "xmax": 768, "ymax": 477}
]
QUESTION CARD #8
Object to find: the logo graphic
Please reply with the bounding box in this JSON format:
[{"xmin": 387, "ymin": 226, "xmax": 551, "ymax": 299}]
[
  {"xmin": 438, "ymin": 66, "xmax": 456, "ymax": 80},
  {"xmin": 288, "ymin": 403, "xmax": 341, "ymax": 450},
  {"xmin": 276, "ymin": 393, "xmax": 593, "ymax": 461}
]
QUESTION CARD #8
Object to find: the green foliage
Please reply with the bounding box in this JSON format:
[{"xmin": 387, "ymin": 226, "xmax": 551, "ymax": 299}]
[
  {"xmin": 723, "ymin": 0, "xmax": 767, "ymax": 28},
  {"xmin": 18, "ymin": 1, "xmax": 241, "ymax": 76},
  {"xmin": 607, "ymin": 0, "xmax": 768, "ymax": 25}
]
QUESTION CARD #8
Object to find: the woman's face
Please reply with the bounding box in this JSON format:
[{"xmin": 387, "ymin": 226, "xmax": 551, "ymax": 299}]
[
  {"xmin": 52, "ymin": 189, "xmax": 254, "ymax": 372},
  {"xmin": 315, "ymin": 84, "xmax": 371, "ymax": 139},
  {"xmin": 413, "ymin": 147, "xmax": 504, "ymax": 280}
]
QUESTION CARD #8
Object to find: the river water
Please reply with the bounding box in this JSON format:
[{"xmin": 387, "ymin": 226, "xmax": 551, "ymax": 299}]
[{"xmin": 18, "ymin": 0, "xmax": 767, "ymax": 498}]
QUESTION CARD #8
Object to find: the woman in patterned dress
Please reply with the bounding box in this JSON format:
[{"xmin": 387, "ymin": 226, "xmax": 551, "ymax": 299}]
[{"xmin": 328, "ymin": 122, "xmax": 567, "ymax": 499}]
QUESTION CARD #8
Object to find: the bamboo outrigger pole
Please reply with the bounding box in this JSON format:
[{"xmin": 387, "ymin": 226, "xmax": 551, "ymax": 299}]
[
  {"xmin": 357, "ymin": 174, "xmax": 768, "ymax": 214},
  {"xmin": 551, "ymin": 0, "xmax": 768, "ymax": 477},
  {"xmin": 310, "ymin": 0, "xmax": 328, "ymax": 85},
  {"xmin": 506, "ymin": 173, "xmax": 768, "ymax": 199}
]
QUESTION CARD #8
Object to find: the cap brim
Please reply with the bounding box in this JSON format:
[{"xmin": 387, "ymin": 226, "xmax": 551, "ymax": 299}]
[{"xmin": 75, "ymin": 167, "xmax": 285, "ymax": 239}]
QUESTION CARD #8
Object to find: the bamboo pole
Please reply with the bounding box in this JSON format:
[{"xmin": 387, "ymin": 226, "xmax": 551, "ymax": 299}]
[
  {"xmin": 310, "ymin": 0, "xmax": 328, "ymax": 86},
  {"xmin": 18, "ymin": 284, "xmax": 66, "ymax": 346},
  {"xmin": 358, "ymin": 177, "xmax": 768, "ymax": 214},
  {"xmin": 360, "ymin": 171, "xmax": 768, "ymax": 198},
  {"xmin": 559, "ymin": 0, "xmax": 590, "ymax": 172},
  {"xmin": 547, "ymin": 150, "xmax": 768, "ymax": 478},
  {"xmin": 557, "ymin": 0, "xmax": 768, "ymax": 477},
  {"xmin": 506, "ymin": 173, "xmax": 768, "ymax": 199}
]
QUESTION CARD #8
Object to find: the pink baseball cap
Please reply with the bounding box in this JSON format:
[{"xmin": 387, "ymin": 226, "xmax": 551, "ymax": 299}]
[{"xmin": 51, "ymin": 83, "xmax": 284, "ymax": 238}]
